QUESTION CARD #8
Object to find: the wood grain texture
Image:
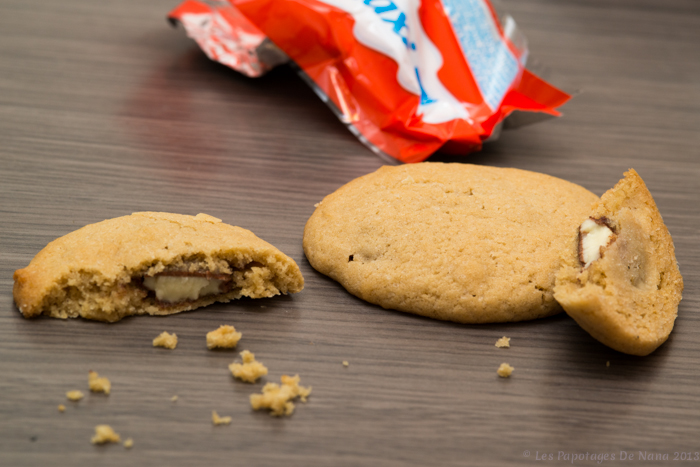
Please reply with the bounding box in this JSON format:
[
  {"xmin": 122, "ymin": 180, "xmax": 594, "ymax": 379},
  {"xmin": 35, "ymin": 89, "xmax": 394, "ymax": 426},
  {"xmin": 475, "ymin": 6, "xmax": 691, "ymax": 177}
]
[{"xmin": 1, "ymin": 0, "xmax": 699, "ymax": 465}]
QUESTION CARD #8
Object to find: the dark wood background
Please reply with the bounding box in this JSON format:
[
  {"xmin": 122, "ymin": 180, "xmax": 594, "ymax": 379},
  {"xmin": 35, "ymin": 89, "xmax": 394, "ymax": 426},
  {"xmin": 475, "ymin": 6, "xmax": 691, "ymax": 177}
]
[{"xmin": 1, "ymin": 0, "xmax": 698, "ymax": 465}]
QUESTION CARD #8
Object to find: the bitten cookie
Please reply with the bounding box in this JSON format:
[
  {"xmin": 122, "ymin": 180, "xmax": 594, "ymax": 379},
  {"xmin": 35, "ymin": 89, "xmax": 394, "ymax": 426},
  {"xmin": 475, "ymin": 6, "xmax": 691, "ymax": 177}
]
[
  {"xmin": 303, "ymin": 163, "xmax": 598, "ymax": 323},
  {"xmin": 554, "ymin": 169, "xmax": 683, "ymax": 356},
  {"xmin": 13, "ymin": 212, "xmax": 304, "ymax": 322}
]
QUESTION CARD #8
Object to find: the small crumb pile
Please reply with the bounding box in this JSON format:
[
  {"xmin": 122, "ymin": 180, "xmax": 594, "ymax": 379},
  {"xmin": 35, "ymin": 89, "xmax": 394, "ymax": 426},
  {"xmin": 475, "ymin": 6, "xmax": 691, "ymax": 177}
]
[
  {"xmin": 495, "ymin": 336, "xmax": 511, "ymax": 348},
  {"xmin": 123, "ymin": 438, "xmax": 134, "ymax": 449},
  {"xmin": 206, "ymin": 325, "xmax": 242, "ymax": 349},
  {"xmin": 58, "ymin": 404, "xmax": 66, "ymax": 412},
  {"xmin": 250, "ymin": 374, "xmax": 312, "ymax": 417},
  {"xmin": 91, "ymin": 425, "xmax": 121, "ymax": 444},
  {"xmin": 229, "ymin": 350, "xmax": 268, "ymax": 383},
  {"xmin": 66, "ymin": 390, "xmax": 84, "ymax": 401},
  {"xmin": 342, "ymin": 361, "xmax": 349, "ymax": 367},
  {"xmin": 211, "ymin": 411, "xmax": 232, "ymax": 426},
  {"xmin": 153, "ymin": 331, "xmax": 178, "ymax": 349},
  {"xmin": 89, "ymin": 371, "xmax": 111, "ymax": 394},
  {"xmin": 497, "ymin": 363, "xmax": 514, "ymax": 378}
]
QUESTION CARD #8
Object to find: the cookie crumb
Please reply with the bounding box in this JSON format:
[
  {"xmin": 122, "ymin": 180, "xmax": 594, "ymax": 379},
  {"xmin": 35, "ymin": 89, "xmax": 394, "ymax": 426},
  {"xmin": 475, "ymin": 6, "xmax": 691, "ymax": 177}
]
[
  {"xmin": 91, "ymin": 425, "xmax": 120, "ymax": 444},
  {"xmin": 314, "ymin": 203, "xmax": 320, "ymax": 208},
  {"xmin": 229, "ymin": 350, "xmax": 268, "ymax": 383},
  {"xmin": 250, "ymin": 374, "xmax": 312, "ymax": 417},
  {"xmin": 153, "ymin": 331, "xmax": 178, "ymax": 349},
  {"xmin": 123, "ymin": 438, "xmax": 133, "ymax": 449},
  {"xmin": 89, "ymin": 371, "xmax": 111, "ymax": 395},
  {"xmin": 206, "ymin": 325, "xmax": 242, "ymax": 349},
  {"xmin": 171, "ymin": 395, "xmax": 179, "ymax": 402},
  {"xmin": 495, "ymin": 336, "xmax": 510, "ymax": 348},
  {"xmin": 342, "ymin": 361, "xmax": 349, "ymax": 367},
  {"xmin": 66, "ymin": 390, "xmax": 84, "ymax": 401},
  {"xmin": 212, "ymin": 411, "xmax": 232, "ymax": 425},
  {"xmin": 58, "ymin": 404, "xmax": 66, "ymax": 412},
  {"xmin": 497, "ymin": 363, "xmax": 514, "ymax": 378},
  {"xmin": 606, "ymin": 361, "xmax": 610, "ymax": 367}
]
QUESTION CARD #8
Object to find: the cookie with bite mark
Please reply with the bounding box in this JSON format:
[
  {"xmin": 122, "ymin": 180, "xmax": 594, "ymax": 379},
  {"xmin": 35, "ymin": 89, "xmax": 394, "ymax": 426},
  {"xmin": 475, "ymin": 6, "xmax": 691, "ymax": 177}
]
[
  {"xmin": 554, "ymin": 169, "xmax": 683, "ymax": 355},
  {"xmin": 13, "ymin": 212, "xmax": 304, "ymax": 322}
]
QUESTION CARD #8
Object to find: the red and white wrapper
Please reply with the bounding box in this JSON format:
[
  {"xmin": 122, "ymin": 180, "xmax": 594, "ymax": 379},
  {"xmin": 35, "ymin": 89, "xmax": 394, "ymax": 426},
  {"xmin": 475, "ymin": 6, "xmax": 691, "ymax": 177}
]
[{"xmin": 169, "ymin": 0, "xmax": 571, "ymax": 163}]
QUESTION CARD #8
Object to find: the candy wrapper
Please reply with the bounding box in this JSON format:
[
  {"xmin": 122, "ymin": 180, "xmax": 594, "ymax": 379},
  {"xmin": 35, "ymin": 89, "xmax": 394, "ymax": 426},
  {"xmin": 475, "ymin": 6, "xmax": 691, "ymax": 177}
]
[{"xmin": 169, "ymin": 0, "xmax": 571, "ymax": 163}]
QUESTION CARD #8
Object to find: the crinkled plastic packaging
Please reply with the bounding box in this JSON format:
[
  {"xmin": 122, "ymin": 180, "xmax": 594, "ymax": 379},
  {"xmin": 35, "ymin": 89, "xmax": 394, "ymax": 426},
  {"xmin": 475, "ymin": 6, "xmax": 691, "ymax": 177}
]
[{"xmin": 169, "ymin": 0, "xmax": 571, "ymax": 163}]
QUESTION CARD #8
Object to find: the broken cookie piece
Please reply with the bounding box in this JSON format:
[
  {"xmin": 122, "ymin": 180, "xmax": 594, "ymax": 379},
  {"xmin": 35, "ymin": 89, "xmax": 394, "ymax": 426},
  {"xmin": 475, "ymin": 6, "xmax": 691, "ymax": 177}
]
[
  {"xmin": 250, "ymin": 374, "xmax": 311, "ymax": 417},
  {"xmin": 13, "ymin": 212, "xmax": 304, "ymax": 322},
  {"xmin": 554, "ymin": 169, "xmax": 683, "ymax": 356}
]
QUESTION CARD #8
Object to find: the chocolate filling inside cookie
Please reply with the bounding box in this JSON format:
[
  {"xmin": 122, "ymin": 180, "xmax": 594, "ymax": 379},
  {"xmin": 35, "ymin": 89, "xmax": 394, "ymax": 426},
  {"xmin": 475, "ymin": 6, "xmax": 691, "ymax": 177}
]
[
  {"xmin": 139, "ymin": 262, "xmax": 263, "ymax": 305},
  {"xmin": 578, "ymin": 217, "xmax": 617, "ymax": 269}
]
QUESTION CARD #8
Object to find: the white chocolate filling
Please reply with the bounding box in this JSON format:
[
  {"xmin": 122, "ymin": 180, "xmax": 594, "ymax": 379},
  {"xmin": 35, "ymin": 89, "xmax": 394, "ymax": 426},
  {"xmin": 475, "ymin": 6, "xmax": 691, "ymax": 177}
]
[
  {"xmin": 143, "ymin": 276, "xmax": 223, "ymax": 303},
  {"xmin": 580, "ymin": 218, "xmax": 615, "ymax": 268}
]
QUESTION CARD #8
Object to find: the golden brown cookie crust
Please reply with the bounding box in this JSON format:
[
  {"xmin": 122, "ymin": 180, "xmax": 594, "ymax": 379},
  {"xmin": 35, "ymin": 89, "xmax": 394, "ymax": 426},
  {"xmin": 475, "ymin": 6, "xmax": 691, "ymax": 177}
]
[
  {"xmin": 13, "ymin": 212, "xmax": 304, "ymax": 322},
  {"xmin": 554, "ymin": 169, "xmax": 683, "ymax": 356},
  {"xmin": 303, "ymin": 163, "xmax": 599, "ymax": 323}
]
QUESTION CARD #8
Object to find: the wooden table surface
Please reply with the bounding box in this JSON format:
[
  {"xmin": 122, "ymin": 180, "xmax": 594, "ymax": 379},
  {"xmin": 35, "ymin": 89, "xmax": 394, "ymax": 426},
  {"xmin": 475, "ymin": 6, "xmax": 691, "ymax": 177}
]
[{"xmin": 1, "ymin": 0, "xmax": 699, "ymax": 465}]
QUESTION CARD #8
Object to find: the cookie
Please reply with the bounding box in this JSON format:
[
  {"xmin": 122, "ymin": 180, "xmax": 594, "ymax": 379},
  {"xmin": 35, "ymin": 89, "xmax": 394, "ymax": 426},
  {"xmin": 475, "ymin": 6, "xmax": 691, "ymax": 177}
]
[
  {"xmin": 553, "ymin": 169, "xmax": 683, "ymax": 356},
  {"xmin": 13, "ymin": 212, "xmax": 304, "ymax": 322},
  {"xmin": 303, "ymin": 163, "xmax": 598, "ymax": 323}
]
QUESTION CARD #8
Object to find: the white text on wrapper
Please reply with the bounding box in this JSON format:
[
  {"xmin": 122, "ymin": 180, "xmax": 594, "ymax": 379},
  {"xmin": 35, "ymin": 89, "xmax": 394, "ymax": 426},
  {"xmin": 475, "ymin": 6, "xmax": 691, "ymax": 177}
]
[{"xmin": 319, "ymin": 0, "xmax": 471, "ymax": 123}]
